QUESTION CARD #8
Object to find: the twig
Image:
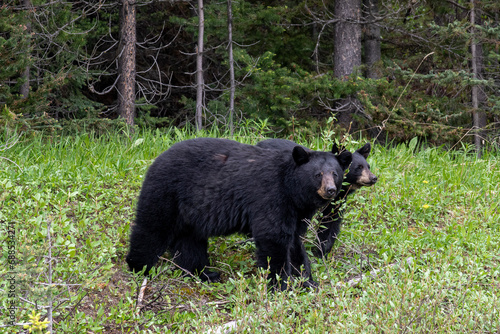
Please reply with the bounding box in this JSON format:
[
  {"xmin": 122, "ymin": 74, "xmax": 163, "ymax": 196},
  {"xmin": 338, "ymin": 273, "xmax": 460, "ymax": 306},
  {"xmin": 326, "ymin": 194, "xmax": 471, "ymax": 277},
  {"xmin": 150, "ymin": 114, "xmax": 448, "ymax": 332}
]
[
  {"xmin": 59, "ymin": 291, "xmax": 90, "ymax": 323},
  {"xmin": 449, "ymin": 126, "xmax": 476, "ymax": 151},
  {"xmin": 374, "ymin": 52, "xmax": 434, "ymax": 141},
  {"xmin": 0, "ymin": 156, "xmax": 23, "ymax": 172},
  {"xmin": 0, "ymin": 134, "xmax": 23, "ymax": 172},
  {"xmin": 0, "ymin": 322, "xmax": 33, "ymax": 328},
  {"xmin": 157, "ymin": 256, "xmax": 212, "ymax": 289},
  {"xmin": 46, "ymin": 220, "xmax": 53, "ymax": 334}
]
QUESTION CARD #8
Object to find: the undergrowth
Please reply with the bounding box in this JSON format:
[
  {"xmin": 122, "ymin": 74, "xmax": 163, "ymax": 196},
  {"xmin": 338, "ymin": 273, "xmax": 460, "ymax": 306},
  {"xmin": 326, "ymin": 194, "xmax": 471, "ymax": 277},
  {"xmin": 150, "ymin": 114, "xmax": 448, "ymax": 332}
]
[{"xmin": 0, "ymin": 127, "xmax": 499, "ymax": 333}]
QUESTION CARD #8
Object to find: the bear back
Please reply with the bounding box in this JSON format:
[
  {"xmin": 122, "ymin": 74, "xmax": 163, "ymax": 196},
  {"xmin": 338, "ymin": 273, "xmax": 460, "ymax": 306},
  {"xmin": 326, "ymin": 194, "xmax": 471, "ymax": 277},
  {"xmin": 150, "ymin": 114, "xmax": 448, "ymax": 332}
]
[{"xmin": 137, "ymin": 138, "xmax": 350, "ymax": 238}]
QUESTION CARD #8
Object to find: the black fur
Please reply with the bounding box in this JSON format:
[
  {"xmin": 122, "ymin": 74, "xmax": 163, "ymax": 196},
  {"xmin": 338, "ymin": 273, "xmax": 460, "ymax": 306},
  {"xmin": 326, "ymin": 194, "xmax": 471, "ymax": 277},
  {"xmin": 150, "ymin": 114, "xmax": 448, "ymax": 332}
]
[
  {"xmin": 257, "ymin": 139, "xmax": 377, "ymax": 258},
  {"xmin": 126, "ymin": 138, "xmax": 352, "ymax": 290}
]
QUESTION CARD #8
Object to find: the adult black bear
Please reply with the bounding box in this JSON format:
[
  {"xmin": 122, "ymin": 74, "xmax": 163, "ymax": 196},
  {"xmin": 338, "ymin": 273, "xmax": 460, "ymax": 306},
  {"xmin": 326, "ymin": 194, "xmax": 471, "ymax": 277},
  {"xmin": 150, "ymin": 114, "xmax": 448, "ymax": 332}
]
[
  {"xmin": 126, "ymin": 138, "xmax": 352, "ymax": 290},
  {"xmin": 256, "ymin": 139, "xmax": 377, "ymax": 257}
]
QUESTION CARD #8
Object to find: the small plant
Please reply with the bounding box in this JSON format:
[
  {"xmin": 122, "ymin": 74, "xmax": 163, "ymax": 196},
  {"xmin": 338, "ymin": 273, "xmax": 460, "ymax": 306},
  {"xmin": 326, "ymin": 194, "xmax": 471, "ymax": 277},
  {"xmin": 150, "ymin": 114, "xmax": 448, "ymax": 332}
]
[{"xmin": 23, "ymin": 311, "xmax": 49, "ymax": 334}]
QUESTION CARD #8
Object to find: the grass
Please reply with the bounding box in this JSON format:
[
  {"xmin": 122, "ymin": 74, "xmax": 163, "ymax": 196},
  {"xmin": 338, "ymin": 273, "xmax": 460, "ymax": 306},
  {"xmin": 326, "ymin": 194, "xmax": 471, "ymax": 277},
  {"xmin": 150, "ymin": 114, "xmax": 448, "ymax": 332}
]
[{"xmin": 0, "ymin": 127, "xmax": 499, "ymax": 333}]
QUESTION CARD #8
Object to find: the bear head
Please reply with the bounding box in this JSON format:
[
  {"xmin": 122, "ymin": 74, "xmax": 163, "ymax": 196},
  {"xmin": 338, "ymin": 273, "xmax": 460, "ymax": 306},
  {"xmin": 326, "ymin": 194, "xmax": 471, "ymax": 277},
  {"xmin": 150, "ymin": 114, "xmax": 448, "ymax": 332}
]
[
  {"xmin": 332, "ymin": 143, "xmax": 378, "ymax": 190},
  {"xmin": 291, "ymin": 145, "xmax": 352, "ymax": 205}
]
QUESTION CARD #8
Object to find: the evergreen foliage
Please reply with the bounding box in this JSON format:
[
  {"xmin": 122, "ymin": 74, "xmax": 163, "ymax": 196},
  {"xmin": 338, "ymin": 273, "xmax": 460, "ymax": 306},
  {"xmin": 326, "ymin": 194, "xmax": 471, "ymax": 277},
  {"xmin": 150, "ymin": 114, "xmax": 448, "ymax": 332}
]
[{"xmin": 0, "ymin": 5, "xmax": 30, "ymax": 110}]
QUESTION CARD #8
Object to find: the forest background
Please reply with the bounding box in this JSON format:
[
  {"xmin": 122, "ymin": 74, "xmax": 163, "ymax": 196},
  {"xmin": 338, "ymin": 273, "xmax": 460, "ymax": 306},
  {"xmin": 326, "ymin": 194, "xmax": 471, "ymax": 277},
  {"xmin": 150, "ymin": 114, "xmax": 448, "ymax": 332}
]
[{"xmin": 1, "ymin": 0, "xmax": 499, "ymax": 151}]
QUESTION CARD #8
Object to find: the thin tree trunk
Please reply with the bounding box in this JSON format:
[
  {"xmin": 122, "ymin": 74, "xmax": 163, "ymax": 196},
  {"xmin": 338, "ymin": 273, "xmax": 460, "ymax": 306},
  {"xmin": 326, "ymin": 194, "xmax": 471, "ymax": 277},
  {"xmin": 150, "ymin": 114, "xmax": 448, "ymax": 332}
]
[
  {"xmin": 363, "ymin": 0, "xmax": 380, "ymax": 79},
  {"xmin": 334, "ymin": 0, "xmax": 362, "ymax": 128},
  {"xmin": 227, "ymin": 0, "xmax": 235, "ymax": 136},
  {"xmin": 195, "ymin": 0, "xmax": 205, "ymax": 131},
  {"xmin": 117, "ymin": 0, "xmax": 136, "ymax": 128},
  {"xmin": 20, "ymin": 0, "xmax": 31, "ymax": 99},
  {"xmin": 470, "ymin": 0, "xmax": 487, "ymax": 157}
]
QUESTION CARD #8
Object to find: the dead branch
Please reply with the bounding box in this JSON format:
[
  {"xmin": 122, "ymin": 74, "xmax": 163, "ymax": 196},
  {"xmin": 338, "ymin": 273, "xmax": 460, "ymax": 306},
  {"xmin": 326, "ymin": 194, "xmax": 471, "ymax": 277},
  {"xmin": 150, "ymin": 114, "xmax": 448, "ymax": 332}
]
[{"xmin": 337, "ymin": 256, "xmax": 414, "ymax": 288}]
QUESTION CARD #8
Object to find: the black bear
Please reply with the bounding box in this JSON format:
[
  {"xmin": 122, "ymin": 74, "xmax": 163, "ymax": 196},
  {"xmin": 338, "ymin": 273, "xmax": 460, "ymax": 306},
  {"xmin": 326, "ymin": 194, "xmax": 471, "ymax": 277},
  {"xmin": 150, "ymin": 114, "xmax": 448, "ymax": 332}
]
[
  {"xmin": 256, "ymin": 139, "xmax": 377, "ymax": 257},
  {"xmin": 126, "ymin": 138, "xmax": 352, "ymax": 290}
]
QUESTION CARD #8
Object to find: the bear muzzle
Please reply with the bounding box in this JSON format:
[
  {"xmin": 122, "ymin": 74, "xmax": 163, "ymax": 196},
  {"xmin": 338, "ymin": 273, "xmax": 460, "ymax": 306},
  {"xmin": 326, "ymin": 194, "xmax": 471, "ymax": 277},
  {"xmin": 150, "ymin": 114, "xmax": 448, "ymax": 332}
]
[
  {"xmin": 357, "ymin": 169, "xmax": 378, "ymax": 187},
  {"xmin": 318, "ymin": 185, "xmax": 337, "ymax": 200}
]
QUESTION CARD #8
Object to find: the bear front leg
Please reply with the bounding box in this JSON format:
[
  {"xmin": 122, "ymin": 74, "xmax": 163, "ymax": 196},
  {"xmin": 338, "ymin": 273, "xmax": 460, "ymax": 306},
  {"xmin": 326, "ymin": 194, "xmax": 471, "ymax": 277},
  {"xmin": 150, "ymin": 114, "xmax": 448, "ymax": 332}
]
[
  {"xmin": 290, "ymin": 232, "xmax": 317, "ymax": 289},
  {"xmin": 127, "ymin": 195, "xmax": 178, "ymax": 275},
  {"xmin": 254, "ymin": 237, "xmax": 292, "ymax": 291},
  {"xmin": 314, "ymin": 203, "xmax": 343, "ymax": 258},
  {"xmin": 126, "ymin": 222, "xmax": 170, "ymax": 274},
  {"xmin": 170, "ymin": 236, "xmax": 221, "ymax": 283}
]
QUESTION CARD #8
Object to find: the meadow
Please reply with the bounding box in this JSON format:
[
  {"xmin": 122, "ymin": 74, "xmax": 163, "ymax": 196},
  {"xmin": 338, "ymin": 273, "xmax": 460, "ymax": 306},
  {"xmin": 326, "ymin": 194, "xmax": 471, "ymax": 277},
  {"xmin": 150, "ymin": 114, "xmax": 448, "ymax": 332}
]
[{"xmin": 0, "ymin": 126, "xmax": 499, "ymax": 333}]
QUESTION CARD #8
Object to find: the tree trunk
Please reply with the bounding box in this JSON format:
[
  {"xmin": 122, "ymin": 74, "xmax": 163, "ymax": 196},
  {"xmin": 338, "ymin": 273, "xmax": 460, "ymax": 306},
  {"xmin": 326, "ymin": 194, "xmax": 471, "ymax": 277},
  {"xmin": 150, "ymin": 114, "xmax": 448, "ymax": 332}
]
[
  {"xmin": 195, "ymin": 0, "xmax": 205, "ymax": 131},
  {"xmin": 334, "ymin": 0, "xmax": 362, "ymax": 128},
  {"xmin": 363, "ymin": 0, "xmax": 381, "ymax": 79},
  {"xmin": 470, "ymin": 0, "xmax": 487, "ymax": 157},
  {"xmin": 20, "ymin": 0, "xmax": 31, "ymax": 99},
  {"xmin": 117, "ymin": 0, "xmax": 136, "ymax": 128},
  {"xmin": 227, "ymin": 0, "xmax": 235, "ymax": 136},
  {"xmin": 334, "ymin": 0, "xmax": 362, "ymax": 79}
]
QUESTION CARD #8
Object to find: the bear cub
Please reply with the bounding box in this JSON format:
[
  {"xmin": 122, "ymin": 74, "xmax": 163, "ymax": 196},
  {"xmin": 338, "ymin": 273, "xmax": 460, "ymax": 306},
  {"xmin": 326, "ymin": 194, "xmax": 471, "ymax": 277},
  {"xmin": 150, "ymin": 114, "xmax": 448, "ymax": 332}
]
[
  {"xmin": 256, "ymin": 139, "xmax": 377, "ymax": 257},
  {"xmin": 126, "ymin": 138, "xmax": 352, "ymax": 290},
  {"xmin": 315, "ymin": 143, "xmax": 377, "ymax": 257}
]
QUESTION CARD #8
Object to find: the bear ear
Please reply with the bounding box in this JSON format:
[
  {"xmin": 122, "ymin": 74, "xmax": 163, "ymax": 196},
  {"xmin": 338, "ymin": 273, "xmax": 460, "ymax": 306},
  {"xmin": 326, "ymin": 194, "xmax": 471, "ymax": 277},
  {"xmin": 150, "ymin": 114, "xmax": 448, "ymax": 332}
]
[
  {"xmin": 356, "ymin": 143, "xmax": 371, "ymax": 159},
  {"xmin": 292, "ymin": 146, "xmax": 310, "ymax": 165},
  {"xmin": 337, "ymin": 151, "xmax": 353, "ymax": 171},
  {"xmin": 331, "ymin": 143, "xmax": 346, "ymax": 155},
  {"xmin": 331, "ymin": 143, "xmax": 339, "ymax": 155}
]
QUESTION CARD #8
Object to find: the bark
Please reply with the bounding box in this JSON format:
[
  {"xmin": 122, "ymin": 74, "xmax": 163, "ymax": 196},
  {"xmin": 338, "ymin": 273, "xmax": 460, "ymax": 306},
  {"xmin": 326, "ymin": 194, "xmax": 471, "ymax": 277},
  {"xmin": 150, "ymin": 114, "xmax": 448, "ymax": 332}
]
[
  {"xmin": 20, "ymin": 0, "xmax": 31, "ymax": 99},
  {"xmin": 227, "ymin": 0, "xmax": 235, "ymax": 136},
  {"xmin": 334, "ymin": 0, "xmax": 362, "ymax": 79},
  {"xmin": 117, "ymin": 0, "xmax": 136, "ymax": 128},
  {"xmin": 195, "ymin": 0, "xmax": 205, "ymax": 131},
  {"xmin": 363, "ymin": 0, "xmax": 381, "ymax": 79},
  {"xmin": 334, "ymin": 0, "xmax": 362, "ymax": 129},
  {"xmin": 470, "ymin": 0, "xmax": 487, "ymax": 157}
]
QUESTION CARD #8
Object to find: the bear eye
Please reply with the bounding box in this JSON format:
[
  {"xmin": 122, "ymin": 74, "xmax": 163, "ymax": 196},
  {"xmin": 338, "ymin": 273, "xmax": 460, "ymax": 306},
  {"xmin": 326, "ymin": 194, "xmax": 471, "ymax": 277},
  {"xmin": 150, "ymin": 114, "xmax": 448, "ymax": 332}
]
[
  {"xmin": 357, "ymin": 165, "xmax": 363, "ymax": 170},
  {"xmin": 315, "ymin": 173, "xmax": 322, "ymax": 179}
]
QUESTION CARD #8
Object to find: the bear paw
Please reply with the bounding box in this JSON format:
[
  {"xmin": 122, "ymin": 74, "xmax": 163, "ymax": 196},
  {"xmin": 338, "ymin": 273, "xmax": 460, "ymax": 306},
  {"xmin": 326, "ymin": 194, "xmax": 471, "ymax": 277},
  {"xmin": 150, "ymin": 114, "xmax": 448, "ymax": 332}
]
[
  {"xmin": 301, "ymin": 279, "xmax": 319, "ymax": 290},
  {"xmin": 199, "ymin": 269, "xmax": 221, "ymax": 283}
]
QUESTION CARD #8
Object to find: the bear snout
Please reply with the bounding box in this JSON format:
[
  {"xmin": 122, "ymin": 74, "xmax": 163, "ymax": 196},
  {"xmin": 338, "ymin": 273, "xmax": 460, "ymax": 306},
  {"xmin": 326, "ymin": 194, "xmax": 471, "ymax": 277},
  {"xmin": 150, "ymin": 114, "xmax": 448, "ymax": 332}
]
[
  {"xmin": 364, "ymin": 173, "xmax": 378, "ymax": 186},
  {"xmin": 358, "ymin": 169, "xmax": 378, "ymax": 187},
  {"xmin": 317, "ymin": 184, "xmax": 337, "ymax": 200}
]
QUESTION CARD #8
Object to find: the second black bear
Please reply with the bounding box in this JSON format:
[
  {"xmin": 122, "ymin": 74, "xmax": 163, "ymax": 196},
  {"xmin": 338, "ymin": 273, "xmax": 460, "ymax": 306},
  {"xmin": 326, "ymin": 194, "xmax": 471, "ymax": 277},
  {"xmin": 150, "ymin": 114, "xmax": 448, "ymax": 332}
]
[
  {"xmin": 256, "ymin": 139, "xmax": 377, "ymax": 257},
  {"xmin": 126, "ymin": 138, "xmax": 352, "ymax": 290},
  {"xmin": 315, "ymin": 142, "xmax": 377, "ymax": 257}
]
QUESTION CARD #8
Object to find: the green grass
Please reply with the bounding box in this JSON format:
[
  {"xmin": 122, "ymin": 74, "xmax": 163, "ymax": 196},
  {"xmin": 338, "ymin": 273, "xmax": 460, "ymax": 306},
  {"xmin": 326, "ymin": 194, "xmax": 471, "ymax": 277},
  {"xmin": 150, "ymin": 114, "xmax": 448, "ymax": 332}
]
[{"xmin": 0, "ymin": 128, "xmax": 499, "ymax": 333}]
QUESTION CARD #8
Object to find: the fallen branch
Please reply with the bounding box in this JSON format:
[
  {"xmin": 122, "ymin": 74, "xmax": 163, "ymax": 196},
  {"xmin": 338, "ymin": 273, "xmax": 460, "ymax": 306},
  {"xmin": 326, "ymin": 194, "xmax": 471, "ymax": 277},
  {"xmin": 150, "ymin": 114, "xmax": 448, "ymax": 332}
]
[
  {"xmin": 205, "ymin": 317, "xmax": 255, "ymax": 334},
  {"xmin": 136, "ymin": 277, "xmax": 148, "ymax": 312},
  {"xmin": 206, "ymin": 320, "xmax": 238, "ymax": 334},
  {"xmin": 338, "ymin": 256, "xmax": 414, "ymax": 288}
]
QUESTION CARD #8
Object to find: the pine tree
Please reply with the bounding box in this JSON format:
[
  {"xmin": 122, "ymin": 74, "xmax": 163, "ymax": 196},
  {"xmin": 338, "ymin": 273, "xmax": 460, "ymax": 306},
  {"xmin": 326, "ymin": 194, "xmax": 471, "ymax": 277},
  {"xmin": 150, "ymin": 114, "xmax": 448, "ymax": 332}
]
[{"xmin": 0, "ymin": 4, "xmax": 30, "ymax": 111}]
